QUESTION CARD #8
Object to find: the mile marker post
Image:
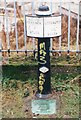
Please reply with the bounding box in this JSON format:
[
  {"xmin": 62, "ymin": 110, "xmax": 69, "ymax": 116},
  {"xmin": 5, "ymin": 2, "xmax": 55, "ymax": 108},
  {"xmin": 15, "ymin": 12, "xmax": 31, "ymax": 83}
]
[
  {"xmin": 36, "ymin": 5, "xmax": 51, "ymax": 98},
  {"xmin": 26, "ymin": 4, "xmax": 61, "ymax": 115}
]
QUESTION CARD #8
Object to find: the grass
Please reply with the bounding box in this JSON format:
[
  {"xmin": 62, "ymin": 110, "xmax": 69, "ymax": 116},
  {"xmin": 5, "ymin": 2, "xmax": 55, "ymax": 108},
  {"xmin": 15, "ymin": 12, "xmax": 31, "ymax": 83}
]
[{"xmin": 1, "ymin": 55, "xmax": 81, "ymax": 118}]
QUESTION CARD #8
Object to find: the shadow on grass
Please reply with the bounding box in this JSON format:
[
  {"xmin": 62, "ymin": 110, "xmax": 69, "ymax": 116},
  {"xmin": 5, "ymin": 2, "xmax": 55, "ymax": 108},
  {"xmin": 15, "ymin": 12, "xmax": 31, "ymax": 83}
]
[
  {"xmin": 2, "ymin": 64, "xmax": 81, "ymax": 82},
  {"xmin": 2, "ymin": 64, "xmax": 37, "ymax": 82}
]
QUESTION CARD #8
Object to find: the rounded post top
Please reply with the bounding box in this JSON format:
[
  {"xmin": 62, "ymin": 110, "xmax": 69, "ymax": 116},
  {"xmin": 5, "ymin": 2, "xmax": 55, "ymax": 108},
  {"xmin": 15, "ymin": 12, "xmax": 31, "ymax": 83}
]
[
  {"xmin": 36, "ymin": 5, "xmax": 51, "ymax": 16},
  {"xmin": 38, "ymin": 5, "xmax": 49, "ymax": 11}
]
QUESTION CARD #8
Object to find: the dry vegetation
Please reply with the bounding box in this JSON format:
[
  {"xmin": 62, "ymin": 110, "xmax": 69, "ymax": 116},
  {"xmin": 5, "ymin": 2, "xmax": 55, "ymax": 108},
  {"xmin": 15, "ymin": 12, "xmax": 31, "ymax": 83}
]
[{"xmin": 0, "ymin": 2, "xmax": 80, "ymax": 57}]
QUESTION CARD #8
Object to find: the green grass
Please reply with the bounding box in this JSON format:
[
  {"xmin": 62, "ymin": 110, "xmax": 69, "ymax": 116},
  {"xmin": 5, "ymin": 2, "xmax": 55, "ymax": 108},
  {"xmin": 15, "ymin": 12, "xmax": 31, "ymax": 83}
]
[{"xmin": 1, "ymin": 55, "xmax": 81, "ymax": 118}]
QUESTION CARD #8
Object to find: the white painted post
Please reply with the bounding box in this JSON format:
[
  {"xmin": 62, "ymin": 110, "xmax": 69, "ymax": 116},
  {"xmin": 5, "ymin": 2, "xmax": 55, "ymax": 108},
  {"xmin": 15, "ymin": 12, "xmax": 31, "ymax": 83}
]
[
  {"xmin": 76, "ymin": 2, "xmax": 80, "ymax": 55},
  {"xmin": 14, "ymin": 0, "xmax": 18, "ymax": 53},
  {"xmin": 32, "ymin": 0, "xmax": 36, "ymax": 58},
  {"xmin": 67, "ymin": 2, "xmax": 71, "ymax": 55},
  {"xmin": 4, "ymin": 0, "xmax": 10, "ymax": 51},
  {"xmin": 23, "ymin": 2, "xmax": 27, "ymax": 55},
  {"xmin": 59, "ymin": 0, "xmax": 62, "ymax": 56}
]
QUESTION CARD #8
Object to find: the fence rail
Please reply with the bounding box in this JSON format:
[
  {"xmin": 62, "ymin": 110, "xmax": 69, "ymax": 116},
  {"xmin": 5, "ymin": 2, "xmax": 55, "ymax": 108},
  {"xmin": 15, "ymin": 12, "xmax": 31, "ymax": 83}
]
[{"xmin": 0, "ymin": 1, "xmax": 81, "ymax": 57}]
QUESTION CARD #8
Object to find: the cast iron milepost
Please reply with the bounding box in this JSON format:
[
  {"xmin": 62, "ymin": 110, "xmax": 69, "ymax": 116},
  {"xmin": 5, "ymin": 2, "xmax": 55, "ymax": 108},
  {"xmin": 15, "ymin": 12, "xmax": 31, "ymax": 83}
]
[
  {"xmin": 37, "ymin": 38, "xmax": 51, "ymax": 97},
  {"xmin": 26, "ymin": 4, "xmax": 61, "ymax": 99},
  {"xmin": 36, "ymin": 6, "xmax": 51, "ymax": 98}
]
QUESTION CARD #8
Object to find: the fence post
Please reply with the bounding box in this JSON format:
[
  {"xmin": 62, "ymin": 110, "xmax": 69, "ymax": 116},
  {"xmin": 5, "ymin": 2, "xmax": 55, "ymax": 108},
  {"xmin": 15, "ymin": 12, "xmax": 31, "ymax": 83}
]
[
  {"xmin": 76, "ymin": 2, "xmax": 80, "ymax": 55},
  {"xmin": 59, "ymin": 0, "xmax": 62, "ymax": 56},
  {"xmin": 79, "ymin": 1, "xmax": 81, "ymax": 59},
  {"xmin": 4, "ymin": 0, "xmax": 10, "ymax": 56},
  {"xmin": 23, "ymin": 3, "xmax": 27, "ymax": 56},
  {"xmin": 14, "ymin": 0, "xmax": 18, "ymax": 54},
  {"xmin": 68, "ymin": 2, "xmax": 71, "ymax": 55},
  {"xmin": 32, "ymin": 0, "xmax": 36, "ymax": 59}
]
